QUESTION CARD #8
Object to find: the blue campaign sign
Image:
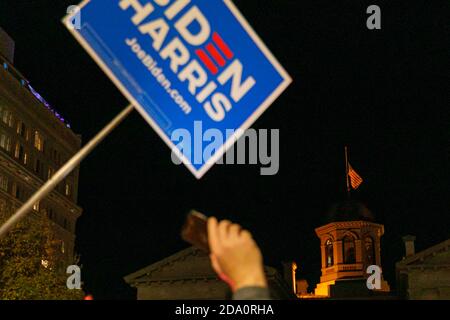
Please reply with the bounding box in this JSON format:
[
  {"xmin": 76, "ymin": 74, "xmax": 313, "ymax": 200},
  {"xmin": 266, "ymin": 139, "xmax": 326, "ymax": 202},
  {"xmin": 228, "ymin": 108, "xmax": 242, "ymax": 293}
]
[{"xmin": 64, "ymin": 0, "xmax": 291, "ymax": 178}]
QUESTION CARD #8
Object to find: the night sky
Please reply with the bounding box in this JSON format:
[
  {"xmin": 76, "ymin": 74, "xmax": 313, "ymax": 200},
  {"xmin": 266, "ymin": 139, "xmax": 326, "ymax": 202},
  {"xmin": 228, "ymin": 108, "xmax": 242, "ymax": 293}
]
[{"xmin": 1, "ymin": 0, "xmax": 449, "ymax": 299}]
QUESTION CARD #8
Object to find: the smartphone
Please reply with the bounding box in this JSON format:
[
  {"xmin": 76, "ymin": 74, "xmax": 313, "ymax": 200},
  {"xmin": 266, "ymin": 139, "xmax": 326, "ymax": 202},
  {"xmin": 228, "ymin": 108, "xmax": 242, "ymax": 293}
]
[{"xmin": 181, "ymin": 210, "xmax": 210, "ymax": 253}]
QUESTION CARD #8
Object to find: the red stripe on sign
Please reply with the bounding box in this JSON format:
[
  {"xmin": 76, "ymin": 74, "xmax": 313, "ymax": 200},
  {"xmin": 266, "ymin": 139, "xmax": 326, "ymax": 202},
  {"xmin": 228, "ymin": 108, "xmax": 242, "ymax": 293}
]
[
  {"xmin": 206, "ymin": 43, "xmax": 226, "ymax": 67},
  {"xmin": 196, "ymin": 49, "xmax": 218, "ymax": 75},
  {"xmin": 212, "ymin": 32, "xmax": 234, "ymax": 59}
]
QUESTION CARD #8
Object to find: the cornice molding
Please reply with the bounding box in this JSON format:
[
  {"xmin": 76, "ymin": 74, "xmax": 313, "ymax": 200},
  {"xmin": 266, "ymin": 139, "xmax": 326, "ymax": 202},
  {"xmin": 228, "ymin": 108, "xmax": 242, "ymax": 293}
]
[{"xmin": 316, "ymin": 221, "xmax": 384, "ymax": 235}]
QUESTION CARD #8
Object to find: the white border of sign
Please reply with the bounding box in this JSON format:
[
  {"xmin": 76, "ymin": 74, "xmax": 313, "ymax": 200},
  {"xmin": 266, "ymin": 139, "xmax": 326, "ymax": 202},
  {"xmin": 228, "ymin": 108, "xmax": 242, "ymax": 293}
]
[{"xmin": 63, "ymin": 0, "xmax": 292, "ymax": 179}]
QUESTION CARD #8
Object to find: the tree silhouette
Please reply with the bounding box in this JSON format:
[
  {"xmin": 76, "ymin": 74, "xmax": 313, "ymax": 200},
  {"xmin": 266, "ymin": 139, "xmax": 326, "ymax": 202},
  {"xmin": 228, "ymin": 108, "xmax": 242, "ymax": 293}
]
[{"xmin": 0, "ymin": 211, "xmax": 84, "ymax": 300}]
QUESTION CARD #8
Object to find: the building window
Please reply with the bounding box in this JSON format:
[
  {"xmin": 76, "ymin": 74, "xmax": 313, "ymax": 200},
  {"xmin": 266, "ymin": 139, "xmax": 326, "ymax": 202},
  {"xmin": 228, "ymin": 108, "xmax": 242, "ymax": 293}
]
[
  {"xmin": 41, "ymin": 259, "xmax": 49, "ymax": 268},
  {"xmin": 35, "ymin": 159, "xmax": 40, "ymax": 173},
  {"xmin": 14, "ymin": 143, "xmax": 26, "ymax": 164},
  {"xmin": 52, "ymin": 149, "xmax": 58, "ymax": 162},
  {"xmin": 17, "ymin": 121, "xmax": 27, "ymax": 139},
  {"xmin": 65, "ymin": 183, "xmax": 71, "ymax": 197},
  {"xmin": 0, "ymin": 174, "xmax": 8, "ymax": 192},
  {"xmin": 1, "ymin": 109, "xmax": 13, "ymax": 127},
  {"xmin": 325, "ymin": 239, "xmax": 334, "ymax": 267},
  {"xmin": 342, "ymin": 235, "xmax": 356, "ymax": 264},
  {"xmin": 12, "ymin": 183, "xmax": 21, "ymax": 200},
  {"xmin": 34, "ymin": 158, "xmax": 44, "ymax": 176},
  {"xmin": 48, "ymin": 167, "xmax": 54, "ymax": 180},
  {"xmin": 0, "ymin": 133, "xmax": 11, "ymax": 152},
  {"xmin": 365, "ymin": 237, "xmax": 375, "ymax": 266},
  {"xmin": 14, "ymin": 143, "xmax": 21, "ymax": 158},
  {"xmin": 61, "ymin": 241, "xmax": 65, "ymax": 254},
  {"xmin": 0, "ymin": 198, "xmax": 6, "ymax": 213},
  {"xmin": 34, "ymin": 131, "xmax": 44, "ymax": 152},
  {"xmin": 47, "ymin": 208, "xmax": 54, "ymax": 220}
]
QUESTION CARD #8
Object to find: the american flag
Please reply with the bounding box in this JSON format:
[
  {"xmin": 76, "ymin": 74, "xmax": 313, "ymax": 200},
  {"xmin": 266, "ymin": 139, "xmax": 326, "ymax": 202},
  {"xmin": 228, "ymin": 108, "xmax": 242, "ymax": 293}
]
[{"xmin": 348, "ymin": 164, "xmax": 363, "ymax": 189}]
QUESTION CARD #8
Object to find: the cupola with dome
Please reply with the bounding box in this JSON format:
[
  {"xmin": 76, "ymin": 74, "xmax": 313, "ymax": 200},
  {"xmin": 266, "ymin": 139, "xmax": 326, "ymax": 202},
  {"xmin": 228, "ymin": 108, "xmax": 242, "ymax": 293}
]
[{"xmin": 313, "ymin": 200, "xmax": 391, "ymax": 297}]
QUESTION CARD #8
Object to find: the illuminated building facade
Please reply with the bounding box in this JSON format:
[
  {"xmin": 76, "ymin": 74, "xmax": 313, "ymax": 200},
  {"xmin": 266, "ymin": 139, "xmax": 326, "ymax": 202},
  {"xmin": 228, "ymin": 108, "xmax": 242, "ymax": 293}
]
[
  {"xmin": 0, "ymin": 27, "xmax": 82, "ymax": 266},
  {"xmin": 314, "ymin": 219, "xmax": 390, "ymax": 296},
  {"xmin": 300, "ymin": 201, "xmax": 392, "ymax": 299}
]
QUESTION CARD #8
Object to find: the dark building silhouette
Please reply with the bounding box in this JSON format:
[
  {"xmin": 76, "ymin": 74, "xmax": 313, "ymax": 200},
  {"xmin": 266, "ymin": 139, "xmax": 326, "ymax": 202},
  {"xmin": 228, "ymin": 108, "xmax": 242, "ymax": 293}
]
[
  {"xmin": 124, "ymin": 246, "xmax": 295, "ymax": 300},
  {"xmin": 396, "ymin": 237, "xmax": 450, "ymax": 299},
  {"xmin": 124, "ymin": 201, "xmax": 450, "ymax": 300}
]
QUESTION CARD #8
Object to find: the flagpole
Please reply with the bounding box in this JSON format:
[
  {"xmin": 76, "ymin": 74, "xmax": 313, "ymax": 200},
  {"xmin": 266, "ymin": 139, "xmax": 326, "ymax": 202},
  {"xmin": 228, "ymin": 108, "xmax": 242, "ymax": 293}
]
[
  {"xmin": 345, "ymin": 146, "xmax": 350, "ymax": 199},
  {"xmin": 0, "ymin": 104, "xmax": 135, "ymax": 240}
]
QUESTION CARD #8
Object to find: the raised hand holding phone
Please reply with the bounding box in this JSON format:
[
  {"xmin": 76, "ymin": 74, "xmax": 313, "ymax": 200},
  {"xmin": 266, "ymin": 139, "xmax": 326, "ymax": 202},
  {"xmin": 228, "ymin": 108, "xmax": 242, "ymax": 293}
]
[
  {"xmin": 181, "ymin": 210, "xmax": 209, "ymax": 253},
  {"xmin": 181, "ymin": 211, "xmax": 268, "ymax": 292},
  {"xmin": 207, "ymin": 217, "xmax": 267, "ymax": 292}
]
